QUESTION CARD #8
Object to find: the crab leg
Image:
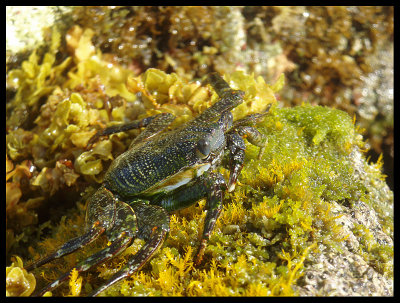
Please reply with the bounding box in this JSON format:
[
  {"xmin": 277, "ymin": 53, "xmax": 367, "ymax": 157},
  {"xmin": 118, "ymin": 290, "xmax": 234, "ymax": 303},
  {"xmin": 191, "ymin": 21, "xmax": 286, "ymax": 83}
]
[
  {"xmin": 224, "ymin": 107, "xmax": 271, "ymax": 191},
  {"xmin": 231, "ymin": 103, "xmax": 271, "ymax": 129},
  {"xmin": 32, "ymin": 201, "xmax": 138, "ymax": 296},
  {"xmin": 129, "ymin": 112, "xmax": 175, "ymax": 147},
  {"xmin": 203, "ymin": 72, "xmax": 235, "ymax": 98},
  {"xmin": 225, "ymin": 126, "xmax": 266, "ymax": 191},
  {"xmin": 25, "ymin": 186, "xmax": 117, "ymax": 270},
  {"xmin": 89, "ymin": 202, "xmax": 170, "ymax": 297},
  {"xmin": 151, "ymin": 172, "xmax": 227, "ymax": 266},
  {"xmin": 33, "ymin": 235, "xmax": 132, "ymax": 296},
  {"xmin": 226, "ymin": 123, "xmax": 268, "ymax": 192},
  {"xmin": 233, "ymin": 104, "xmax": 271, "ymax": 159},
  {"xmin": 195, "ymin": 73, "xmax": 244, "ymax": 124},
  {"xmin": 195, "ymin": 173, "xmax": 227, "ymax": 265},
  {"xmin": 88, "ymin": 113, "xmax": 175, "ymax": 147},
  {"xmin": 24, "ymin": 226, "xmax": 105, "ymax": 272},
  {"xmin": 226, "ymin": 133, "xmax": 246, "ymax": 193}
]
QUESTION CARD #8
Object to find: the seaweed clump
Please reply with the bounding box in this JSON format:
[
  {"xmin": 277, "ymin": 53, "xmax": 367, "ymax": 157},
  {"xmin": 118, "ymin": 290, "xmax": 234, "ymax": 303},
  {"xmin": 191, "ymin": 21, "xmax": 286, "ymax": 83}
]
[{"xmin": 6, "ymin": 256, "xmax": 36, "ymax": 296}]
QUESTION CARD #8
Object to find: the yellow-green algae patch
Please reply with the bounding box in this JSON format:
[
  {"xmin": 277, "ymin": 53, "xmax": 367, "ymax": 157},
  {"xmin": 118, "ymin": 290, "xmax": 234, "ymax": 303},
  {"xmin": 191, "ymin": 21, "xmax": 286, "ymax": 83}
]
[
  {"xmin": 6, "ymin": 256, "xmax": 36, "ymax": 296},
  {"xmin": 22, "ymin": 103, "xmax": 392, "ymax": 296}
]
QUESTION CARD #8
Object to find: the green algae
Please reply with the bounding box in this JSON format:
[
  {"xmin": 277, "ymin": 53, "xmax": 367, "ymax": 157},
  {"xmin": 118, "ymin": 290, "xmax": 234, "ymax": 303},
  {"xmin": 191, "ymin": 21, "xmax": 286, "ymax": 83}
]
[{"xmin": 21, "ymin": 101, "xmax": 392, "ymax": 296}]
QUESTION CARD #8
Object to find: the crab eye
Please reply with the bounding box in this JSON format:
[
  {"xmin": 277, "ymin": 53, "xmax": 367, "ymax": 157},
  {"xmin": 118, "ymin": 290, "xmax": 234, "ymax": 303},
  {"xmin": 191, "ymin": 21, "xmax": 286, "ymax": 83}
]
[{"xmin": 196, "ymin": 137, "xmax": 211, "ymax": 159}]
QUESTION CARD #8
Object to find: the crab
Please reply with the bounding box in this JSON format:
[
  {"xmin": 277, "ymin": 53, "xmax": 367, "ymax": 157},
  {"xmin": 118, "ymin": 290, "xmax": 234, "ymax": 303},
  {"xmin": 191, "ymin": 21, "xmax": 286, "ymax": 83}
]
[{"xmin": 25, "ymin": 73, "xmax": 270, "ymax": 296}]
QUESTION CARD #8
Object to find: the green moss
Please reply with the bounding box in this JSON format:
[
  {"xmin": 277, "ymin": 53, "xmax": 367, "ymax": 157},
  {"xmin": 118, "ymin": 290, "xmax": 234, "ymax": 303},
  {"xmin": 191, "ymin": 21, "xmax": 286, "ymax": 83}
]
[{"xmin": 25, "ymin": 100, "xmax": 392, "ymax": 296}]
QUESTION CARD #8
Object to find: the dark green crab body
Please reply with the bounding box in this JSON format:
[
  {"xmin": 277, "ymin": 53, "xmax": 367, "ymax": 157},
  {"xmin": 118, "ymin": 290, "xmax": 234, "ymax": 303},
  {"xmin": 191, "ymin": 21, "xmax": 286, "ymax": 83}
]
[
  {"xmin": 105, "ymin": 122, "xmax": 224, "ymax": 198},
  {"xmin": 25, "ymin": 73, "xmax": 270, "ymax": 296}
]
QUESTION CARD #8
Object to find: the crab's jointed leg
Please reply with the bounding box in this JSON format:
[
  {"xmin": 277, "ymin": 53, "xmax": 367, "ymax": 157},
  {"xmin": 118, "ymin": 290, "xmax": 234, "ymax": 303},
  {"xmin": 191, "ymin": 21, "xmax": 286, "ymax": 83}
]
[
  {"xmin": 195, "ymin": 73, "xmax": 245, "ymax": 124},
  {"xmin": 89, "ymin": 202, "xmax": 170, "ymax": 297},
  {"xmin": 128, "ymin": 113, "xmax": 175, "ymax": 147},
  {"xmin": 226, "ymin": 132, "xmax": 246, "ymax": 192},
  {"xmin": 88, "ymin": 112, "xmax": 175, "ymax": 148},
  {"xmin": 195, "ymin": 173, "xmax": 227, "ymax": 265},
  {"xmin": 32, "ymin": 201, "xmax": 137, "ymax": 296},
  {"xmin": 24, "ymin": 226, "xmax": 105, "ymax": 273},
  {"xmin": 24, "ymin": 186, "xmax": 118, "ymax": 273},
  {"xmin": 203, "ymin": 72, "xmax": 235, "ymax": 98},
  {"xmin": 150, "ymin": 171, "xmax": 227, "ymax": 266},
  {"xmin": 233, "ymin": 104, "xmax": 271, "ymax": 158}
]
